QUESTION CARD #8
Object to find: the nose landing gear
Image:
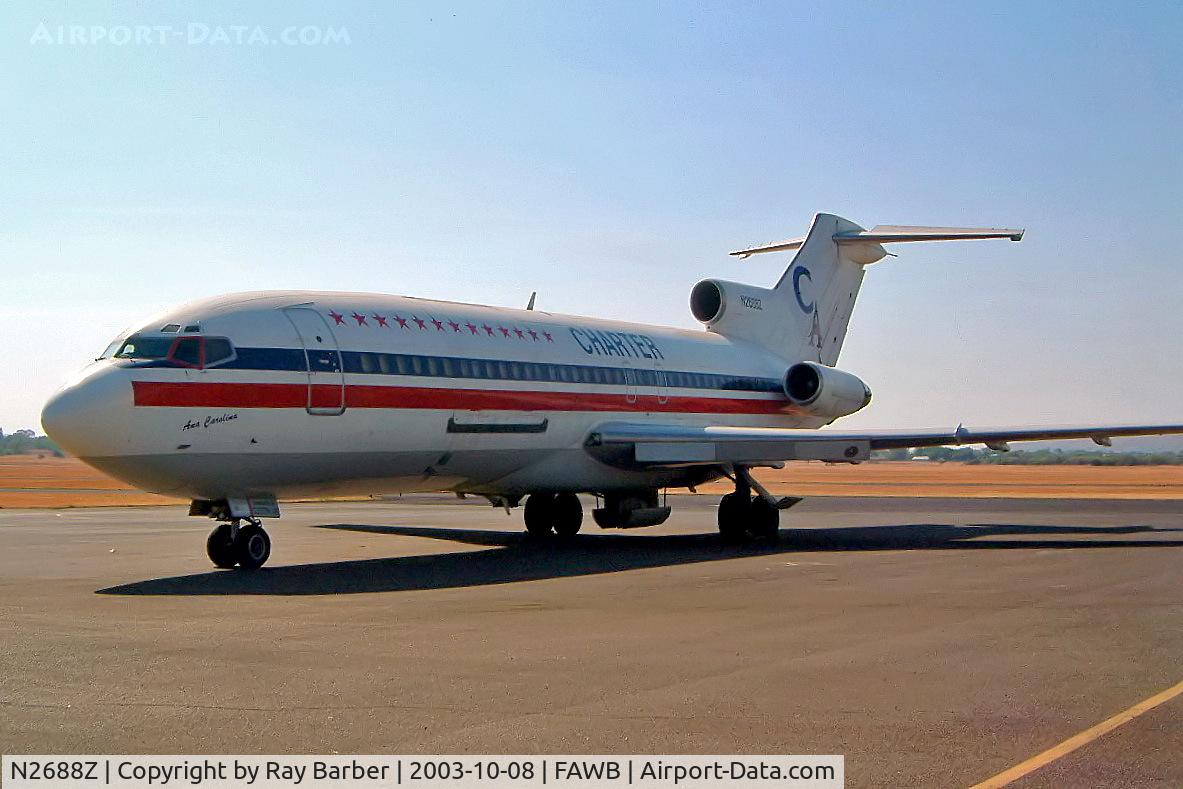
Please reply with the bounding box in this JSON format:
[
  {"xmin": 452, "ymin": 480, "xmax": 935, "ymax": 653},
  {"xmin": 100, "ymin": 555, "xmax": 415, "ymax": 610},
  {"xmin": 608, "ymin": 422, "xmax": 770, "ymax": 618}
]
[{"xmin": 205, "ymin": 518, "xmax": 272, "ymax": 570}]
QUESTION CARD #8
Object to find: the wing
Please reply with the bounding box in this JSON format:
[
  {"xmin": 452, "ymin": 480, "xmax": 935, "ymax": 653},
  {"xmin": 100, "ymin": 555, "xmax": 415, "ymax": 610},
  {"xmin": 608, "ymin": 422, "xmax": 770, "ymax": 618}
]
[{"xmin": 585, "ymin": 421, "xmax": 1183, "ymax": 467}]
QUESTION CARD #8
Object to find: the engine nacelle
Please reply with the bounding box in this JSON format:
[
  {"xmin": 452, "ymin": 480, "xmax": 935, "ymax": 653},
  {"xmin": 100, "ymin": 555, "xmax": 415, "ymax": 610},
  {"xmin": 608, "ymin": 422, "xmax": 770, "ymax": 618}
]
[
  {"xmin": 690, "ymin": 279, "xmax": 780, "ymax": 336},
  {"xmin": 783, "ymin": 362, "xmax": 872, "ymax": 420}
]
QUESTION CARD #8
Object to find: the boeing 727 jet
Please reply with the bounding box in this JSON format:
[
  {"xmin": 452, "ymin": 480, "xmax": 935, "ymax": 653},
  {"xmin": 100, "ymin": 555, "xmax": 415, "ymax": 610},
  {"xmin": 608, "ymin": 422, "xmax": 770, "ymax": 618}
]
[{"xmin": 41, "ymin": 213, "xmax": 1183, "ymax": 569}]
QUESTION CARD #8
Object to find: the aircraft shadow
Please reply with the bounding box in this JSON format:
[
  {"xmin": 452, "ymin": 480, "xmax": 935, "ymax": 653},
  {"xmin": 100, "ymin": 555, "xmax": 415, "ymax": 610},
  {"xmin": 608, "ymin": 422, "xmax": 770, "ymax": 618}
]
[{"xmin": 96, "ymin": 521, "xmax": 1183, "ymax": 597}]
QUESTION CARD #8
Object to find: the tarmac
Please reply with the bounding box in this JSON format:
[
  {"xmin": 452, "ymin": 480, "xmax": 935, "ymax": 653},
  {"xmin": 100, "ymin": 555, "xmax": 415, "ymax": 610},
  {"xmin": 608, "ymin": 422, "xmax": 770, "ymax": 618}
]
[{"xmin": 1, "ymin": 495, "xmax": 1180, "ymax": 787}]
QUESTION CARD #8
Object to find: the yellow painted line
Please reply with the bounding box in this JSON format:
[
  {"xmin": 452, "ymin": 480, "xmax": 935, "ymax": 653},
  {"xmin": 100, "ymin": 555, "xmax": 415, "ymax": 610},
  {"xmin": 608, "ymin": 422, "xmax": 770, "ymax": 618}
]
[{"xmin": 970, "ymin": 678, "xmax": 1183, "ymax": 788}]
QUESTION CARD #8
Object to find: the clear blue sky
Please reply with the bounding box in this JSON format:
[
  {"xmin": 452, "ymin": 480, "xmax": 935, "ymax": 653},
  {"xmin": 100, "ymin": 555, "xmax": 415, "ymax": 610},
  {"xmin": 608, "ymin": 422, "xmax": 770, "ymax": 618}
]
[{"xmin": 2, "ymin": 1, "xmax": 1181, "ymax": 435}]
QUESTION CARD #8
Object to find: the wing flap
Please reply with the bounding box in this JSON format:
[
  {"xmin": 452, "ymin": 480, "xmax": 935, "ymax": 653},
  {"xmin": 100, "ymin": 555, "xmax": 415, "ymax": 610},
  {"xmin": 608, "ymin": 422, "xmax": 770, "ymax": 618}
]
[{"xmin": 587, "ymin": 422, "xmax": 1183, "ymax": 467}]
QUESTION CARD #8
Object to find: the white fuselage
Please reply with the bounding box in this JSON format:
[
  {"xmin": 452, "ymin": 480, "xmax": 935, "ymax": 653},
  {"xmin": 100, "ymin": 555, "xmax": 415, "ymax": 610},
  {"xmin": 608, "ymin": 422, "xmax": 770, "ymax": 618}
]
[{"xmin": 42, "ymin": 291, "xmax": 818, "ymax": 501}]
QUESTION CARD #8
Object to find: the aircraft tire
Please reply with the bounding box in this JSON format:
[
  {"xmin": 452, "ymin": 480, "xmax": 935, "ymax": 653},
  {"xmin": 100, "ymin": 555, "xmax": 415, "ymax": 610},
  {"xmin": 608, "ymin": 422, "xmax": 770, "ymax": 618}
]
[
  {"xmin": 206, "ymin": 523, "xmax": 238, "ymax": 568},
  {"xmin": 552, "ymin": 493, "xmax": 583, "ymax": 538},
  {"xmin": 717, "ymin": 492, "xmax": 751, "ymax": 543},
  {"xmin": 747, "ymin": 497, "xmax": 780, "ymax": 544},
  {"xmin": 235, "ymin": 522, "xmax": 271, "ymax": 570},
  {"xmin": 523, "ymin": 493, "xmax": 556, "ymax": 537}
]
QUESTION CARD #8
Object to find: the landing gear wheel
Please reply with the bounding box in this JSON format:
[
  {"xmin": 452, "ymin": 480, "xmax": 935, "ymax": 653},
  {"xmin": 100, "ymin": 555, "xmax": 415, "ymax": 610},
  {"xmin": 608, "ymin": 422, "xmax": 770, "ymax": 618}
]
[
  {"xmin": 523, "ymin": 493, "xmax": 556, "ymax": 537},
  {"xmin": 206, "ymin": 522, "xmax": 238, "ymax": 568},
  {"xmin": 235, "ymin": 522, "xmax": 271, "ymax": 569},
  {"xmin": 552, "ymin": 493, "xmax": 583, "ymax": 538},
  {"xmin": 746, "ymin": 497, "xmax": 780, "ymax": 544},
  {"xmin": 718, "ymin": 492, "xmax": 752, "ymax": 543}
]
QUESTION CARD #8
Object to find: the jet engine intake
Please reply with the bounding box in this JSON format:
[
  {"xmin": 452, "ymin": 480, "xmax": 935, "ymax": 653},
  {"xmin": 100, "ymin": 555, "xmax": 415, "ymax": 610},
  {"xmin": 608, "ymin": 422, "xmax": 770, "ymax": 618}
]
[{"xmin": 784, "ymin": 361, "xmax": 871, "ymax": 419}]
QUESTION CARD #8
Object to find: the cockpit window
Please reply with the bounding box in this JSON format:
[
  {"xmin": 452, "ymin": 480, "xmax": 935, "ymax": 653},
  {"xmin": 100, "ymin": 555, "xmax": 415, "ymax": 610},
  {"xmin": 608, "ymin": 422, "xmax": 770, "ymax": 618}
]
[
  {"xmin": 98, "ymin": 338, "xmax": 124, "ymax": 359},
  {"xmin": 204, "ymin": 338, "xmax": 234, "ymax": 366},
  {"xmin": 110, "ymin": 334, "xmax": 235, "ymax": 368},
  {"xmin": 170, "ymin": 337, "xmax": 203, "ymax": 367},
  {"xmin": 160, "ymin": 324, "xmax": 181, "ymax": 333},
  {"xmin": 115, "ymin": 336, "xmax": 174, "ymax": 359}
]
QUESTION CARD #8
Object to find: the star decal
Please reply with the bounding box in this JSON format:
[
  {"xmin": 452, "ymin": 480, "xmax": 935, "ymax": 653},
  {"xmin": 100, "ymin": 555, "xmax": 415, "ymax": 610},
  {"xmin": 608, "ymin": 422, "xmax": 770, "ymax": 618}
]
[
  {"xmin": 513, "ymin": 327, "xmax": 525, "ymax": 339},
  {"xmin": 499, "ymin": 326, "xmax": 511, "ymax": 337},
  {"xmin": 431, "ymin": 317, "xmax": 445, "ymax": 331},
  {"xmin": 543, "ymin": 331, "xmax": 554, "ymax": 342},
  {"xmin": 352, "ymin": 312, "xmax": 368, "ymax": 326},
  {"xmin": 412, "ymin": 316, "xmax": 426, "ymax": 329},
  {"xmin": 372, "ymin": 314, "xmax": 389, "ymax": 328},
  {"xmin": 466, "ymin": 322, "xmax": 479, "ymax": 334},
  {"xmin": 328, "ymin": 310, "xmax": 345, "ymax": 325},
  {"xmin": 394, "ymin": 315, "xmax": 409, "ymax": 329},
  {"xmin": 448, "ymin": 320, "xmax": 462, "ymax": 332},
  {"xmin": 527, "ymin": 329, "xmax": 539, "ymax": 341},
  {"xmin": 483, "ymin": 325, "xmax": 495, "ymax": 336}
]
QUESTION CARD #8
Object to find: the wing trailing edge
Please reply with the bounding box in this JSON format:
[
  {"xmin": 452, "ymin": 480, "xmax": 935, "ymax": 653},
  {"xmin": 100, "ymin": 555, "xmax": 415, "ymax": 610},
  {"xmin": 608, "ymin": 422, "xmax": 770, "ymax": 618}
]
[{"xmin": 586, "ymin": 421, "xmax": 1183, "ymax": 467}]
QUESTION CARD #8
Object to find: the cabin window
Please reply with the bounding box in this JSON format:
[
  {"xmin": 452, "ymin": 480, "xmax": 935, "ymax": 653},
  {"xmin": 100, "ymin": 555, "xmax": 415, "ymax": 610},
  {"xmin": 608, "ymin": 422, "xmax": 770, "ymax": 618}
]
[{"xmin": 359, "ymin": 353, "xmax": 377, "ymax": 374}]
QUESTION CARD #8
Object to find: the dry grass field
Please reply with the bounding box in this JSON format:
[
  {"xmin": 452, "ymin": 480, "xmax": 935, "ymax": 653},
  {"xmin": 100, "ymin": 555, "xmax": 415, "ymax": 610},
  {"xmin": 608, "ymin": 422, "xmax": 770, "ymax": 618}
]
[
  {"xmin": 2, "ymin": 454, "xmax": 1182, "ymax": 508},
  {"xmin": 0, "ymin": 455, "xmax": 183, "ymax": 508}
]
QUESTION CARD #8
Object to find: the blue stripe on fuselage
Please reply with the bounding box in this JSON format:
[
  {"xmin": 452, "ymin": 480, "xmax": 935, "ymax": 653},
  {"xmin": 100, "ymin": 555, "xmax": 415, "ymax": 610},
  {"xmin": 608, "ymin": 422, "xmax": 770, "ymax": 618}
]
[{"xmin": 141, "ymin": 346, "xmax": 783, "ymax": 394}]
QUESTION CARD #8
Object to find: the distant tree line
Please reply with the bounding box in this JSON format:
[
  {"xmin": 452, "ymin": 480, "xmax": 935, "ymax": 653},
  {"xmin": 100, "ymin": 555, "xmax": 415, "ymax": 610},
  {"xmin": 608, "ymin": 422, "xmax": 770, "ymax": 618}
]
[
  {"xmin": 0, "ymin": 429, "xmax": 63, "ymax": 457},
  {"xmin": 871, "ymin": 446, "xmax": 1183, "ymax": 465}
]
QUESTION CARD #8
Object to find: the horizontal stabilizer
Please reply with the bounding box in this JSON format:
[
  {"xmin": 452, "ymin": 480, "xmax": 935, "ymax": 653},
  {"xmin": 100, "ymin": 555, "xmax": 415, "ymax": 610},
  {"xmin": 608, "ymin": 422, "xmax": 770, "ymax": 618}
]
[{"xmin": 730, "ymin": 224, "xmax": 1023, "ymax": 258}]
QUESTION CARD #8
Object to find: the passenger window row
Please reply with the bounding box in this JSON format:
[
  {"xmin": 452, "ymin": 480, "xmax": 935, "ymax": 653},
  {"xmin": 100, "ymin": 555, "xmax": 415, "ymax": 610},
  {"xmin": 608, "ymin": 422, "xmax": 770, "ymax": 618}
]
[{"xmin": 340, "ymin": 351, "xmax": 779, "ymax": 392}]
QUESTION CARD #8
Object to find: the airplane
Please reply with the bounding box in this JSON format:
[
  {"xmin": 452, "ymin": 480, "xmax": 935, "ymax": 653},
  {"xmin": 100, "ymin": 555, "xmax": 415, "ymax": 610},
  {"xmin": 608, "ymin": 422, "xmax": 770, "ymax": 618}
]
[{"xmin": 40, "ymin": 212, "xmax": 1183, "ymax": 570}]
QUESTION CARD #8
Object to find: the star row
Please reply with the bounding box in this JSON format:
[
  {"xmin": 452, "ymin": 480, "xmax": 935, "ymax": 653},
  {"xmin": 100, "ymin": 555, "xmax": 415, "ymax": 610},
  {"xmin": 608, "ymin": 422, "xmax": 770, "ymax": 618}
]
[{"xmin": 327, "ymin": 310, "xmax": 555, "ymax": 342}]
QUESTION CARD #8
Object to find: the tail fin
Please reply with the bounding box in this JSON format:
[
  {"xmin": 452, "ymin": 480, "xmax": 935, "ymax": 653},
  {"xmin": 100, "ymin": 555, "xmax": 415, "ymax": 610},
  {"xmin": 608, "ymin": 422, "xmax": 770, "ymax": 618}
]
[{"xmin": 714, "ymin": 213, "xmax": 1022, "ymax": 364}]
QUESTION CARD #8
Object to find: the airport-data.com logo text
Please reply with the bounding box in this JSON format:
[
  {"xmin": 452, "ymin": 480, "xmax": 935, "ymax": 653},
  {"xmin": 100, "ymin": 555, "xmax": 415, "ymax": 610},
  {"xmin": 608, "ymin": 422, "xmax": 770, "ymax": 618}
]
[{"xmin": 30, "ymin": 23, "xmax": 352, "ymax": 47}]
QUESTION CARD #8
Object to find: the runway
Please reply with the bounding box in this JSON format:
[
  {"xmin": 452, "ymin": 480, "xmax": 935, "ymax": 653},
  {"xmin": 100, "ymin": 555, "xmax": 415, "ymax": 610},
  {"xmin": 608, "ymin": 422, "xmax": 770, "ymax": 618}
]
[{"xmin": 1, "ymin": 496, "xmax": 1180, "ymax": 787}]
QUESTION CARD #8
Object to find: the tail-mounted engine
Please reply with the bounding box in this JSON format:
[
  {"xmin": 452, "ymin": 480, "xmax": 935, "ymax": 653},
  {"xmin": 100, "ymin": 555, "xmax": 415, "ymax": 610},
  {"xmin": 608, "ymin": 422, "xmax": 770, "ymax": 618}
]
[
  {"xmin": 784, "ymin": 361, "xmax": 872, "ymax": 420},
  {"xmin": 690, "ymin": 279, "xmax": 782, "ymax": 343}
]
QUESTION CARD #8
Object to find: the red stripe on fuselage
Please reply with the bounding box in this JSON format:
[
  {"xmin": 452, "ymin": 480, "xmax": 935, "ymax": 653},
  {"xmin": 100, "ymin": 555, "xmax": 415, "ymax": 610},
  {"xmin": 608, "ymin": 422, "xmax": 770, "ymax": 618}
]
[{"xmin": 131, "ymin": 381, "xmax": 796, "ymax": 415}]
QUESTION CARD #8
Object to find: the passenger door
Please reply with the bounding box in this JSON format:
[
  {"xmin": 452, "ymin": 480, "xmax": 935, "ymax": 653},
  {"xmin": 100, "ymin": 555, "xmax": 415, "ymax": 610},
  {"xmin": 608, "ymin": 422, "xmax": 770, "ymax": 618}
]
[
  {"xmin": 654, "ymin": 363, "xmax": 669, "ymax": 407},
  {"xmin": 283, "ymin": 307, "xmax": 346, "ymax": 415},
  {"xmin": 623, "ymin": 366, "xmax": 639, "ymax": 406}
]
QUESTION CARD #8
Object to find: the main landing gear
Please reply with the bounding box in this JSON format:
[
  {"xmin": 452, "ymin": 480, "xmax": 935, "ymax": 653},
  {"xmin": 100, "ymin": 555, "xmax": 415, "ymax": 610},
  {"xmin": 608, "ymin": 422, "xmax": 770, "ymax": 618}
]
[
  {"xmin": 523, "ymin": 492, "xmax": 584, "ymax": 538},
  {"xmin": 206, "ymin": 519, "xmax": 272, "ymax": 569},
  {"xmin": 717, "ymin": 471, "xmax": 782, "ymax": 544}
]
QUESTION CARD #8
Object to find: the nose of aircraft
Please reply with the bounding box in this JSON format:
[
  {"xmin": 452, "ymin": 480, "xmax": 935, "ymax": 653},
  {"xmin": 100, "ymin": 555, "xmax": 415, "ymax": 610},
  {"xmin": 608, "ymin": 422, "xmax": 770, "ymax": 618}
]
[{"xmin": 41, "ymin": 365, "xmax": 129, "ymax": 458}]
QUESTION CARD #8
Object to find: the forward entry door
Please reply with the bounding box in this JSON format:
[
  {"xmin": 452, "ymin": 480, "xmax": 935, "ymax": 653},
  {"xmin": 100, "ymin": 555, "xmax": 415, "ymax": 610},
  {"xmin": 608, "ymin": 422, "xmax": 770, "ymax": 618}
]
[{"xmin": 283, "ymin": 307, "xmax": 346, "ymax": 415}]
